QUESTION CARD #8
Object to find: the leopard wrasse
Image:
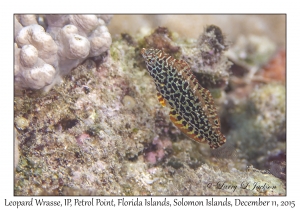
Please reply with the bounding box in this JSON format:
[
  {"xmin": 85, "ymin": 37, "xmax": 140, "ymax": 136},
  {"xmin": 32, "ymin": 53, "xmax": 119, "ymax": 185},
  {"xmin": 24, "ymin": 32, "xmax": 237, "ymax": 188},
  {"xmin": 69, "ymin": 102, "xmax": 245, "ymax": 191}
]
[{"xmin": 141, "ymin": 48, "xmax": 226, "ymax": 149}]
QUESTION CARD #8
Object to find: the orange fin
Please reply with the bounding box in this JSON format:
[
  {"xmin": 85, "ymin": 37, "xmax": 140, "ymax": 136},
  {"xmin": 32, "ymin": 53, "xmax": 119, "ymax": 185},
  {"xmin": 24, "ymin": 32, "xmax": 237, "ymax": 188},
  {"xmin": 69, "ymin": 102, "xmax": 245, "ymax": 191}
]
[
  {"xmin": 169, "ymin": 108, "xmax": 207, "ymax": 144},
  {"xmin": 157, "ymin": 92, "xmax": 167, "ymax": 107}
]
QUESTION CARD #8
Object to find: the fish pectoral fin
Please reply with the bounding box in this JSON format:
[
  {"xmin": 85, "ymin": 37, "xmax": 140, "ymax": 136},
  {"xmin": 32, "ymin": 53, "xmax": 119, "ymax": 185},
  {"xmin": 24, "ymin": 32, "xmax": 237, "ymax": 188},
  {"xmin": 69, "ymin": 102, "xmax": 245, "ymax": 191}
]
[
  {"xmin": 169, "ymin": 108, "xmax": 207, "ymax": 144},
  {"xmin": 157, "ymin": 92, "xmax": 167, "ymax": 107}
]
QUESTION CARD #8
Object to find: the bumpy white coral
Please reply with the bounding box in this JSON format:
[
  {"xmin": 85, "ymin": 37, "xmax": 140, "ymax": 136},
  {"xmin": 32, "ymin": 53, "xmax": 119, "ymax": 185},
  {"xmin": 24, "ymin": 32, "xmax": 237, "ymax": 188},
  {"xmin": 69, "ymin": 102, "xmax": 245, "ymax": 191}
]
[
  {"xmin": 15, "ymin": 44, "xmax": 56, "ymax": 90},
  {"xmin": 18, "ymin": 15, "xmax": 38, "ymax": 26},
  {"xmin": 55, "ymin": 25, "xmax": 91, "ymax": 74},
  {"xmin": 70, "ymin": 15, "xmax": 100, "ymax": 35},
  {"xmin": 89, "ymin": 25, "xmax": 112, "ymax": 57},
  {"xmin": 46, "ymin": 14, "xmax": 112, "ymax": 75},
  {"xmin": 19, "ymin": 45, "xmax": 38, "ymax": 67},
  {"xmin": 22, "ymin": 64, "xmax": 56, "ymax": 89},
  {"xmin": 57, "ymin": 25, "xmax": 90, "ymax": 60},
  {"xmin": 16, "ymin": 24, "xmax": 58, "ymax": 66},
  {"xmin": 14, "ymin": 17, "xmax": 23, "ymax": 39},
  {"xmin": 14, "ymin": 14, "xmax": 112, "ymax": 91}
]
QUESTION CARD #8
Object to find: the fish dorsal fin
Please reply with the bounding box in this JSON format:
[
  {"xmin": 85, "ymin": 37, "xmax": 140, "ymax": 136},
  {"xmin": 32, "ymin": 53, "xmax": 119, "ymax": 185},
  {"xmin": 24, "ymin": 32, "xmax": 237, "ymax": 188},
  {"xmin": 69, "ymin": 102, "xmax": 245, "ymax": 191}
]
[{"xmin": 175, "ymin": 59, "xmax": 221, "ymax": 132}]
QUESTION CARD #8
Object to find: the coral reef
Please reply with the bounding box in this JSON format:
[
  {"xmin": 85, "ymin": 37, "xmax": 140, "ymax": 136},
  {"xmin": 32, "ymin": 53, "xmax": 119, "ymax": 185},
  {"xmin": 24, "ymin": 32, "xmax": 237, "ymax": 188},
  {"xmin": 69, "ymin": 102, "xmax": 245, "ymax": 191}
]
[
  {"xmin": 14, "ymin": 25, "xmax": 57, "ymax": 91},
  {"xmin": 220, "ymin": 33, "xmax": 286, "ymax": 180},
  {"xmin": 14, "ymin": 129, "xmax": 20, "ymax": 169},
  {"xmin": 227, "ymin": 35, "xmax": 276, "ymax": 68},
  {"xmin": 143, "ymin": 27, "xmax": 180, "ymax": 54},
  {"xmin": 108, "ymin": 15, "xmax": 286, "ymax": 46},
  {"xmin": 259, "ymin": 49, "xmax": 286, "ymax": 83},
  {"xmin": 224, "ymin": 83, "xmax": 286, "ymax": 169},
  {"xmin": 14, "ymin": 16, "xmax": 286, "ymax": 196},
  {"xmin": 14, "ymin": 15, "xmax": 112, "ymax": 92},
  {"xmin": 180, "ymin": 25, "xmax": 232, "ymax": 90}
]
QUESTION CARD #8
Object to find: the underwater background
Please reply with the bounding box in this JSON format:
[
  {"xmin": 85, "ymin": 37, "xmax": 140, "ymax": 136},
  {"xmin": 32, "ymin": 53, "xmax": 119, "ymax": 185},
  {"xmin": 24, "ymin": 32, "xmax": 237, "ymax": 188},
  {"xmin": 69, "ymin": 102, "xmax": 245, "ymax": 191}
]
[{"xmin": 14, "ymin": 15, "xmax": 286, "ymax": 195}]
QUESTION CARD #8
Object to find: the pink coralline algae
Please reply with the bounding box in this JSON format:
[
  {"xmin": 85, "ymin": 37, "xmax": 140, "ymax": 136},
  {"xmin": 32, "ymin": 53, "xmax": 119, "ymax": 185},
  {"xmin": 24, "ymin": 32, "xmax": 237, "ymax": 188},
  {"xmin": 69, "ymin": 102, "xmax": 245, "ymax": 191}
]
[
  {"xmin": 76, "ymin": 133, "xmax": 90, "ymax": 145},
  {"xmin": 145, "ymin": 136, "xmax": 172, "ymax": 164}
]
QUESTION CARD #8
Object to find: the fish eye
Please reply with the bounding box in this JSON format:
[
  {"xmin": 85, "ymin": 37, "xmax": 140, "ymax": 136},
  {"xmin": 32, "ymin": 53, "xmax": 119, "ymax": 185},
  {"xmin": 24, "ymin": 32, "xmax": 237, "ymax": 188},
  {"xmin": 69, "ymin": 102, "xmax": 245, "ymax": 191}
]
[{"xmin": 147, "ymin": 57, "xmax": 155, "ymax": 65}]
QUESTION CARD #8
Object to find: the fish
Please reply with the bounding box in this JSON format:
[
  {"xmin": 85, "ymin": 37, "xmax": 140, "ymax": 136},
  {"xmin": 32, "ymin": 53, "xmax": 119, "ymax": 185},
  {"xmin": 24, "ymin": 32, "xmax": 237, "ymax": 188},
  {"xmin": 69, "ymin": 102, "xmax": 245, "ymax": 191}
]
[{"xmin": 141, "ymin": 48, "xmax": 226, "ymax": 149}]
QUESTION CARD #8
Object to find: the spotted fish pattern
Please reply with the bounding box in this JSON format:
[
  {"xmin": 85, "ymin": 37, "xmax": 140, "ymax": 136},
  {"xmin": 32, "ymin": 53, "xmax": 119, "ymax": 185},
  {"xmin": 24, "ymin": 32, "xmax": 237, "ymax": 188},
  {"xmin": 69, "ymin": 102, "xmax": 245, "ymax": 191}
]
[{"xmin": 141, "ymin": 48, "xmax": 226, "ymax": 149}]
